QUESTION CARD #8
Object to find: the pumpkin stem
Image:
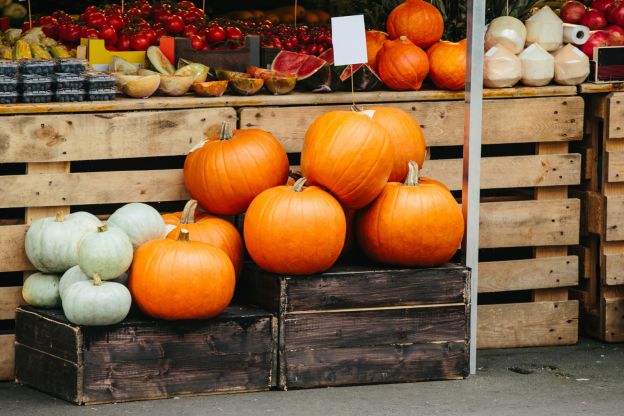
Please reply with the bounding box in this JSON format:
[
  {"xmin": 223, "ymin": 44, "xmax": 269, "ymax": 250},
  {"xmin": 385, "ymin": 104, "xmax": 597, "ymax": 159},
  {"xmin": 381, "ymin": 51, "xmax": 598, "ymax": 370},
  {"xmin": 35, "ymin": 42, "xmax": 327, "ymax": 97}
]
[
  {"xmin": 180, "ymin": 200, "xmax": 198, "ymax": 225},
  {"xmin": 178, "ymin": 228, "xmax": 191, "ymax": 242},
  {"xmin": 93, "ymin": 273, "xmax": 102, "ymax": 286},
  {"xmin": 293, "ymin": 177, "xmax": 307, "ymax": 192},
  {"xmin": 97, "ymin": 223, "xmax": 107, "ymax": 233},
  {"xmin": 404, "ymin": 161, "xmax": 420, "ymax": 186},
  {"xmin": 55, "ymin": 211, "xmax": 65, "ymax": 222},
  {"xmin": 219, "ymin": 121, "xmax": 233, "ymax": 141}
]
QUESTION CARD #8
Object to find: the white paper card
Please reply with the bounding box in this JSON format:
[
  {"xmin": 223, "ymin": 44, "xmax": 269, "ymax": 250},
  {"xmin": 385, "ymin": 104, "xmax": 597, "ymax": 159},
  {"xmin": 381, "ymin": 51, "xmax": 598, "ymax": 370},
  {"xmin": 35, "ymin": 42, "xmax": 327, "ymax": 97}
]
[{"xmin": 331, "ymin": 15, "xmax": 367, "ymax": 66}]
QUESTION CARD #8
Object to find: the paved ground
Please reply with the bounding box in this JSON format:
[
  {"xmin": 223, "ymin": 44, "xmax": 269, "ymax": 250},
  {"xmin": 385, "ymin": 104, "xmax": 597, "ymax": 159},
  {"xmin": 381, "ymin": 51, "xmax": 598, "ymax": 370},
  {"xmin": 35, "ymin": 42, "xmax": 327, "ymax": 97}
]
[{"xmin": 1, "ymin": 338, "xmax": 623, "ymax": 416}]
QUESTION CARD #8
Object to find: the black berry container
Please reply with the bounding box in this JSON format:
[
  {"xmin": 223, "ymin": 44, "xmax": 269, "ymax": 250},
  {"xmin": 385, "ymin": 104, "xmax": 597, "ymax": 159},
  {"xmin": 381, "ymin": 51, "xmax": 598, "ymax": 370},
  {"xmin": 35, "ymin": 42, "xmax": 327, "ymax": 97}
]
[
  {"xmin": 0, "ymin": 75, "xmax": 18, "ymax": 92},
  {"xmin": 55, "ymin": 58, "xmax": 87, "ymax": 74},
  {"xmin": 55, "ymin": 89, "xmax": 85, "ymax": 102},
  {"xmin": 54, "ymin": 73, "xmax": 85, "ymax": 90},
  {"xmin": 0, "ymin": 91, "xmax": 18, "ymax": 104},
  {"xmin": 0, "ymin": 60, "xmax": 18, "ymax": 77},
  {"xmin": 84, "ymin": 73, "xmax": 116, "ymax": 91},
  {"xmin": 86, "ymin": 88, "xmax": 116, "ymax": 101},
  {"xmin": 21, "ymin": 91, "xmax": 53, "ymax": 103},
  {"xmin": 19, "ymin": 75, "xmax": 53, "ymax": 93},
  {"xmin": 19, "ymin": 59, "xmax": 55, "ymax": 75}
]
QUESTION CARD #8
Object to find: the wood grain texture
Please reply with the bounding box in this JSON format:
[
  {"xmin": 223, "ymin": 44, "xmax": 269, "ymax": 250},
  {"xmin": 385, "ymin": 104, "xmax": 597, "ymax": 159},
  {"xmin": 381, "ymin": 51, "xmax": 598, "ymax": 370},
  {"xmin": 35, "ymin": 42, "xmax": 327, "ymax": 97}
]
[
  {"xmin": 240, "ymin": 97, "xmax": 584, "ymax": 152},
  {"xmin": 0, "ymin": 108, "xmax": 236, "ymax": 163},
  {"xmin": 579, "ymin": 83, "xmax": 624, "ymax": 94},
  {"xmin": 609, "ymin": 93, "xmax": 624, "ymax": 139},
  {"xmin": 479, "ymin": 256, "xmax": 578, "ymax": 293},
  {"xmin": 0, "ymin": 334, "xmax": 15, "ymax": 381},
  {"xmin": 477, "ymin": 301, "xmax": 579, "ymax": 349},
  {"xmin": 0, "ymin": 169, "xmax": 190, "ymax": 209},
  {"xmin": 280, "ymin": 342, "xmax": 467, "ymax": 389},
  {"xmin": 605, "ymin": 254, "xmax": 624, "ymax": 286},
  {"xmin": 0, "ymin": 225, "xmax": 32, "ymax": 273},
  {"xmin": 479, "ymin": 199, "xmax": 580, "ymax": 248},
  {"xmin": 607, "ymin": 151, "xmax": 624, "ymax": 182},
  {"xmin": 605, "ymin": 195, "xmax": 624, "ymax": 241},
  {"xmin": 0, "ymin": 287, "xmax": 23, "ymax": 320},
  {"xmin": 603, "ymin": 298, "xmax": 624, "ymax": 342}
]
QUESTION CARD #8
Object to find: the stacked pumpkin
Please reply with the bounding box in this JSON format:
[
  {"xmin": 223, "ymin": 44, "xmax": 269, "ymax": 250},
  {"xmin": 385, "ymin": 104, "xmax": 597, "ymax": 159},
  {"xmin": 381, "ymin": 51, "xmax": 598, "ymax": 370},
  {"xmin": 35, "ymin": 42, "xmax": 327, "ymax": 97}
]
[{"xmin": 367, "ymin": 0, "xmax": 467, "ymax": 91}]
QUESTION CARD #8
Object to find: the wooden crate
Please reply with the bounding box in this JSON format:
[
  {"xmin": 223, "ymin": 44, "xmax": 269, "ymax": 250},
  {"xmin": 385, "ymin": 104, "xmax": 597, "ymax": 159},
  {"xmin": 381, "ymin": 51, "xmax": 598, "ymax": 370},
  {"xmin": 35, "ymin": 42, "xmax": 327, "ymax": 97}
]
[
  {"xmin": 14, "ymin": 305, "xmax": 276, "ymax": 404},
  {"xmin": 573, "ymin": 84, "xmax": 624, "ymax": 342},
  {"xmin": 240, "ymin": 263, "xmax": 470, "ymax": 390}
]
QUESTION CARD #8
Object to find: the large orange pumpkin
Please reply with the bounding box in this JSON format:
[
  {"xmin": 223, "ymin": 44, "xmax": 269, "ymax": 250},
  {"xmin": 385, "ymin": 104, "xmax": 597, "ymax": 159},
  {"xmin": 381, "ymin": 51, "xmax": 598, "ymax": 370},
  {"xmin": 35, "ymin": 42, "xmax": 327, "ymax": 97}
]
[
  {"xmin": 376, "ymin": 37, "xmax": 429, "ymax": 91},
  {"xmin": 244, "ymin": 178, "xmax": 346, "ymax": 275},
  {"xmin": 356, "ymin": 161, "xmax": 464, "ymax": 267},
  {"xmin": 130, "ymin": 229, "xmax": 235, "ymax": 320},
  {"xmin": 428, "ymin": 40, "xmax": 467, "ymax": 91},
  {"xmin": 165, "ymin": 200, "xmax": 243, "ymax": 278},
  {"xmin": 365, "ymin": 30, "xmax": 388, "ymax": 71},
  {"xmin": 387, "ymin": 0, "xmax": 444, "ymax": 49},
  {"xmin": 368, "ymin": 106, "xmax": 426, "ymax": 182},
  {"xmin": 184, "ymin": 122, "xmax": 289, "ymax": 215},
  {"xmin": 300, "ymin": 110, "xmax": 394, "ymax": 209}
]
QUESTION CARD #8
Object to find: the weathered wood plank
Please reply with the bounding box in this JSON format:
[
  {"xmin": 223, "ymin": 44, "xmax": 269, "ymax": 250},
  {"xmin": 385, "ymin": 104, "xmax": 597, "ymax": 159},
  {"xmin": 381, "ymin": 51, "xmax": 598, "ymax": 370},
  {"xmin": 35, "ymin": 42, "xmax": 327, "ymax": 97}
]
[
  {"xmin": 605, "ymin": 254, "xmax": 624, "ymax": 286},
  {"xmin": 603, "ymin": 298, "xmax": 624, "ymax": 342},
  {"xmin": 281, "ymin": 342, "xmax": 467, "ymax": 389},
  {"xmin": 0, "ymin": 287, "xmax": 22, "ymax": 320},
  {"xmin": 240, "ymin": 97, "xmax": 584, "ymax": 152},
  {"xmin": 479, "ymin": 199, "xmax": 580, "ymax": 248},
  {"xmin": 609, "ymin": 93, "xmax": 624, "ymax": 139},
  {"xmin": 477, "ymin": 301, "xmax": 579, "ymax": 349},
  {"xmin": 0, "ymin": 225, "xmax": 31, "ymax": 273},
  {"xmin": 607, "ymin": 151, "xmax": 624, "ymax": 182},
  {"xmin": 606, "ymin": 195, "xmax": 624, "ymax": 241},
  {"xmin": 579, "ymin": 83, "xmax": 624, "ymax": 94},
  {"xmin": 0, "ymin": 334, "xmax": 15, "ymax": 381},
  {"xmin": 0, "ymin": 108, "xmax": 236, "ymax": 163},
  {"xmin": 479, "ymin": 256, "xmax": 578, "ymax": 293},
  {"xmin": 0, "ymin": 169, "xmax": 190, "ymax": 209}
]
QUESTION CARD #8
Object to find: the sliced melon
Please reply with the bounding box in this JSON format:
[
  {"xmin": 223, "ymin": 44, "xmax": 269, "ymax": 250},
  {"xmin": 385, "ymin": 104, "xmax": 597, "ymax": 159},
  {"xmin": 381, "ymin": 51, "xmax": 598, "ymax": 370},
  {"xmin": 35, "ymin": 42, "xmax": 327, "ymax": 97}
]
[
  {"xmin": 122, "ymin": 74, "xmax": 161, "ymax": 98},
  {"xmin": 138, "ymin": 68, "xmax": 159, "ymax": 76},
  {"xmin": 175, "ymin": 63, "xmax": 210, "ymax": 83},
  {"xmin": 147, "ymin": 46, "xmax": 175, "ymax": 75},
  {"xmin": 158, "ymin": 75, "xmax": 195, "ymax": 96},
  {"xmin": 265, "ymin": 77, "xmax": 297, "ymax": 95},
  {"xmin": 193, "ymin": 80, "xmax": 228, "ymax": 97},
  {"xmin": 272, "ymin": 50, "xmax": 333, "ymax": 93},
  {"xmin": 112, "ymin": 56, "xmax": 138, "ymax": 75},
  {"xmin": 177, "ymin": 58, "xmax": 195, "ymax": 69},
  {"xmin": 338, "ymin": 64, "xmax": 383, "ymax": 92},
  {"xmin": 230, "ymin": 78, "xmax": 264, "ymax": 95}
]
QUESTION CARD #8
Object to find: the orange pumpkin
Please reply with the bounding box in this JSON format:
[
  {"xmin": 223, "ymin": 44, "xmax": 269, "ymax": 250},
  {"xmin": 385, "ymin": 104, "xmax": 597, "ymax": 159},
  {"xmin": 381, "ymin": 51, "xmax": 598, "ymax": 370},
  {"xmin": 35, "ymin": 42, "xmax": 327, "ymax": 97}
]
[
  {"xmin": 356, "ymin": 161, "xmax": 464, "ymax": 267},
  {"xmin": 387, "ymin": 0, "xmax": 444, "ymax": 49},
  {"xmin": 184, "ymin": 121, "xmax": 289, "ymax": 215},
  {"xmin": 301, "ymin": 110, "xmax": 394, "ymax": 209},
  {"xmin": 426, "ymin": 40, "xmax": 449, "ymax": 58},
  {"xmin": 130, "ymin": 229, "xmax": 235, "ymax": 320},
  {"xmin": 365, "ymin": 30, "xmax": 389, "ymax": 71},
  {"xmin": 368, "ymin": 106, "xmax": 426, "ymax": 182},
  {"xmin": 428, "ymin": 40, "xmax": 467, "ymax": 91},
  {"xmin": 165, "ymin": 200, "xmax": 243, "ymax": 278},
  {"xmin": 244, "ymin": 178, "xmax": 346, "ymax": 275},
  {"xmin": 376, "ymin": 37, "xmax": 429, "ymax": 91}
]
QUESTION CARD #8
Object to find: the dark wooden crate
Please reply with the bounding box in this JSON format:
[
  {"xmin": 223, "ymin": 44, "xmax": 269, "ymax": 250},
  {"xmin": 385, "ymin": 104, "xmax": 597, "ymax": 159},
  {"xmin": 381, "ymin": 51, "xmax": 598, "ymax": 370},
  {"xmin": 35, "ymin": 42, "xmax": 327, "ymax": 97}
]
[
  {"xmin": 174, "ymin": 36, "xmax": 260, "ymax": 72},
  {"xmin": 240, "ymin": 263, "xmax": 471, "ymax": 390},
  {"xmin": 14, "ymin": 305, "xmax": 277, "ymax": 405}
]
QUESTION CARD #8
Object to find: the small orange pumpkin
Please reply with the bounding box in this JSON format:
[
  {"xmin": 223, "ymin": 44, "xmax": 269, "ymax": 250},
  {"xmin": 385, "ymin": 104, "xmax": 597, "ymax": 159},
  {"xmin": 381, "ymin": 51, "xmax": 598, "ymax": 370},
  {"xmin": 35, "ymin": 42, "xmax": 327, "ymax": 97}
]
[
  {"xmin": 184, "ymin": 122, "xmax": 289, "ymax": 215},
  {"xmin": 165, "ymin": 200, "xmax": 243, "ymax": 278},
  {"xmin": 387, "ymin": 0, "xmax": 444, "ymax": 49},
  {"xmin": 244, "ymin": 178, "xmax": 346, "ymax": 275},
  {"xmin": 356, "ymin": 161, "xmax": 464, "ymax": 267},
  {"xmin": 365, "ymin": 30, "xmax": 389, "ymax": 71},
  {"xmin": 130, "ymin": 229, "xmax": 235, "ymax": 320},
  {"xmin": 368, "ymin": 106, "xmax": 426, "ymax": 182},
  {"xmin": 301, "ymin": 110, "xmax": 394, "ymax": 209},
  {"xmin": 428, "ymin": 40, "xmax": 467, "ymax": 91},
  {"xmin": 376, "ymin": 37, "xmax": 429, "ymax": 91}
]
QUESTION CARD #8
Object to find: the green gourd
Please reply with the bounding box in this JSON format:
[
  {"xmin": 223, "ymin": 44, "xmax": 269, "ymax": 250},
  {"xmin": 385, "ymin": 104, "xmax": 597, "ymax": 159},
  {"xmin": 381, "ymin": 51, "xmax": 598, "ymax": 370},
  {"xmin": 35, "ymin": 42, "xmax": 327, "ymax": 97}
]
[
  {"xmin": 78, "ymin": 223, "xmax": 133, "ymax": 281},
  {"xmin": 22, "ymin": 272, "xmax": 61, "ymax": 308}
]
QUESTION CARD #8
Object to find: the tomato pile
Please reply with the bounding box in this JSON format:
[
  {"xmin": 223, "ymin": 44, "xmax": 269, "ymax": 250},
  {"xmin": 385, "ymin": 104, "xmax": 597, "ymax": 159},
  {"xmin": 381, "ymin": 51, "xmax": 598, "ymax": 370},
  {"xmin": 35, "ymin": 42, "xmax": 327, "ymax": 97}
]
[{"xmin": 240, "ymin": 21, "xmax": 332, "ymax": 55}]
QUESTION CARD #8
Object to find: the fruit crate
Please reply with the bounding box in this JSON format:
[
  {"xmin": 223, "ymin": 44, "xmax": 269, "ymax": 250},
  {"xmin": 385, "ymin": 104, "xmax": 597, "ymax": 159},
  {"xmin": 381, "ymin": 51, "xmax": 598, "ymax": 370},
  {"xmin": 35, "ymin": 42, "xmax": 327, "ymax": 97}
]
[
  {"xmin": 14, "ymin": 305, "xmax": 276, "ymax": 404},
  {"xmin": 572, "ymin": 83, "xmax": 624, "ymax": 342},
  {"xmin": 239, "ymin": 262, "xmax": 470, "ymax": 390}
]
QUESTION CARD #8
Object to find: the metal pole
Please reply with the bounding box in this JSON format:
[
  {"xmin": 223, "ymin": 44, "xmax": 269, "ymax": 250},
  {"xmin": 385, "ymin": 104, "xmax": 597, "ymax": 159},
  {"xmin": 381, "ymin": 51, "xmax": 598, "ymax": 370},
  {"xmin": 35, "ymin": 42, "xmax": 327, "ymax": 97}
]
[{"xmin": 463, "ymin": 0, "xmax": 485, "ymax": 376}]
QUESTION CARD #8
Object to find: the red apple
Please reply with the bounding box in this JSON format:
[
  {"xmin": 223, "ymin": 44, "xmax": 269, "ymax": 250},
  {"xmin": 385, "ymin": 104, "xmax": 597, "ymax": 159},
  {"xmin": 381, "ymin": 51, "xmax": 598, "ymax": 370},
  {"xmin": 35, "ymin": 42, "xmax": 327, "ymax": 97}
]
[
  {"xmin": 606, "ymin": 25, "xmax": 624, "ymax": 45},
  {"xmin": 607, "ymin": 2, "xmax": 624, "ymax": 26},
  {"xmin": 592, "ymin": 0, "xmax": 618, "ymax": 12},
  {"xmin": 580, "ymin": 9, "xmax": 608, "ymax": 29},
  {"xmin": 580, "ymin": 30, "xmax": 610, "ymax": 58},
  {"xmin": 561, "ymin": 1, "xmax": 587, "ymax": 24}
]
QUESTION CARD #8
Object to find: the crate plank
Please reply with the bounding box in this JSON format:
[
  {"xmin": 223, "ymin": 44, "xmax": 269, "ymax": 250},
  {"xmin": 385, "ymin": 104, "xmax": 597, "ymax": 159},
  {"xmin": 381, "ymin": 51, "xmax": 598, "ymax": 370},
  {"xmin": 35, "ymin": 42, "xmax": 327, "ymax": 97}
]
[
  {"xmin": 609, "ymin": 93, "xmax": 624, "ymax": 139},
  {"xmin": 15, "ymin": 345, "xmax": 79, "ymax": 401},
  {"xmin": 0, "ymin": 169, "xmax": 190, "ymax": 209},
  {"xmin": 479, "ymin": 256, "xmax": 578, "ymax": 293},
  {"xmin": 281, "ymin": 342, "xmax": 467, "ymax": 389},
  {"xmin": 479, "ymin": 199, "xmax": 580, "ymax": 248},
  {"xmin": 14, "ymin": 308, "xmax": 80, "ymax": 362},
  {"xmin": 477, "ymin": 301, "xmax": 579, "ymax": 349},
  {"xmin": 607, "ymin": 151, "xmax": 624, "ymax": 182},
  {"xmin": 606, "ymin": 195, "xmax": 624, "ymax": 241},
  {"xmin": 0, "ymin": 287, "xmax": 22, "ymax": 320},
  {"xmin": 0, "ymin": 108, "xmax": 236, "ymax": 163},
  {"xmin": 605, "ymin": 254, "xmax": 624, "ymax": 286},
  {"xmin": 0, "ymin": 333, "xmax": 14, "ymax": 381},
  {"xmin": 604, "ymin": 298, "xmax": 624, "ymax": 342},
  {"xmin": 240, "ymin": 97, "xmax": 584, "ymax": 152},
  {"xmin": 0, "ymin": 225, "xmax": 31, "ymax": 273}
]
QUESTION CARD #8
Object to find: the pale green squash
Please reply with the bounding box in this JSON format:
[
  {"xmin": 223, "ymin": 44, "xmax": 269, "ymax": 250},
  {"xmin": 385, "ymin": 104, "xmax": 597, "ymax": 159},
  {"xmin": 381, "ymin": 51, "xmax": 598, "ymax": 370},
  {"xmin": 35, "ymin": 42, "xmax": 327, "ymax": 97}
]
[
  {"xmin": 107, "ymin": 203, "xmax": 167, "ymax": 249},
  {"xmin": 22, "ymin": 272, "xmax": 61, "ymax": 308},
  {"xmin": 78, "ymin": 223, "xmax": 133, "ymax": 281},
  {"xmin": 62, "ymin": 275, "xmax": 132, "ymax": 326}
]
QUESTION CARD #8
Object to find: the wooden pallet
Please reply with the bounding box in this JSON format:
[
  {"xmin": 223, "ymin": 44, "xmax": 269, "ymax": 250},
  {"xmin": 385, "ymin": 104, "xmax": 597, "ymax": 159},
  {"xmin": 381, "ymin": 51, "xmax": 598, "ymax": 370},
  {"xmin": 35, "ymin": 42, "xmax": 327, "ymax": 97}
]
[{"xmin": 572, "ymin": 87, "xmax": 624, "ymax": 342}]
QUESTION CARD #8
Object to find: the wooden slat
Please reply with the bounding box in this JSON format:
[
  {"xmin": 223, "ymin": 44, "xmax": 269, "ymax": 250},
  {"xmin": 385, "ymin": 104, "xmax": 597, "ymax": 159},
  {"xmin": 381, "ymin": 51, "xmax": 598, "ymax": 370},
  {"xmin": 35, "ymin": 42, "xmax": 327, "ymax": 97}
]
[
  {"xmin": 479, "ymin": 256, "xmax": 578, "ymax": 293},
  {"xmin": 578, "ymin": 83, "xmax": 624, "ymax": 94},
  {"xmin": 477, "ymin": 301, "xmax": 579, "ymax": 349},
  {"xmin": 609, "ymin": 93, "xmax": 624, "ymax": 139},
  {"xmin": 0, "ymin": 169, "xmax": 190, "ymax": 209},
  {"xmin": 0, "ymin": 108, "xmax": 236, "ymax": 163},
  {"xmin": 605, "ymin": 254, "xmax": 624, "ymax": 286},
  {"xmin": 240, "ymin": 97, "xmax": 584, "ymax": 152},
  {"xmin": 0, "ymin": 287, "xmax": 22, "ymax": 320},
  {"xmin": 603, "ymin": 298, "xmax": 624, "ymax": 342},
  {"xmin": 0, "ymin": 225, "xmax": 31, "ymax": 273},
  {"xmin": 479, "ymin": 199, "xmax": 580, "ymax": 249},
  {"xmin": 606, "ymin": 195, "xmax": 624, "ymax": 241},
  {"xmin": 607, "ymin": 151, "xmax": 624, "ymax": 182},
  {"xmin": 422, "ymin": 154, "xmax": 580, "ymax": 191},
  {"xmin": 0, "ymin": 334, "xmax": 15, "ymax": 381}
]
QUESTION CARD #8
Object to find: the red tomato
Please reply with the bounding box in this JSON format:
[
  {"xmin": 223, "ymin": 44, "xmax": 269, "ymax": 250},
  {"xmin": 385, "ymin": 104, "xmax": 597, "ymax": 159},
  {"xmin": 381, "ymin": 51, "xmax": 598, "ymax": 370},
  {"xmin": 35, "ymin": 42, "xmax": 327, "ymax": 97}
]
[
  {"xmin": 183, "ymin": 25, "xmax": 198, "ymax": 38},
  {"xmin": 117, "ymin": 35, "xmax": 131, "ymax": 51},
  {"xmin": 107, "ymin": 14, "xmax": 124, "ymax": 32},
  {"xmin": 38, "ymin": 16, "xmax": 58, "ymax": 26},
  {"xmin": 142, "ymin": 29, "xmax": 157, "ymax": 45},
  {"xmin": 130, "ymin": 33, "xmax": 150, "ymax": 51},
  {"xmin": 99, "ymin": 24, "xmax": 118, "ymax": 46},
  {"xmin": 190, "ymin": 34, "xmax": 205, "ymax": 50},
  {"xmin": 165, "ymin": 15, "xmax": 185, "ymax": 34},
  {"xmin": 80, "ymin": 27, "xmax": 100, "ymax": 40},
  {"xmin": 139, "ymin": 3, "xmax": 152, "ymax": 18},
  {"xmin": 137, "ymin": 21, "xmax": 151, "ymax": 31},
  {"xmin": 154, "ymin": 27, "xmax": 167, "ymax": 41},
  {"xmin": 125, "ymin": 7, "xmax": 142, "ymax": 19},
  {"xmin": 205, "ymin": 25, "xmax": 226, "ymax": 44},
  {"xmin": 84, "ymin": 6, "xmax": 100, "ymax": 16},
  {"xmin": 181, "ymin": 9, "xmax": 201, "ymax": 25},
  {"xmin": 86, "ymin": 12, "xmax": 106, "ymax": 28},
  {"xmin": 225, "ymin": 26, "xmax": 244, "ymax": 43},
  {"xmin": 178, "ymin": 1, "xmax": 195, "ymax": 10}
]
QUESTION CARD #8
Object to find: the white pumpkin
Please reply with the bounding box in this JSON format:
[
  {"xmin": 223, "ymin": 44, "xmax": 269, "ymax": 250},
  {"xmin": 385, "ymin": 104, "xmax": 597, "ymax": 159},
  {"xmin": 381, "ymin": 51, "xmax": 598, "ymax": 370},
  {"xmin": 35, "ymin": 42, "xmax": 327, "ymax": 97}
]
[
  {"xmin": 107, "ymin": 203, "xmax": 167, "ymax": 249},
  {"xmin": 78, "ymin": 223, "xmax": 133, "ymax": 281},
  {"xmin": 25, "ymin": 211, "xmax": 100, "ymax": 273},
  {"xmin": 62, "ymin": 275, "xmax": 132, "ymax": 326},
  {"xmin": 22, "ymin": 273, "xmax": 61, "ymax": 308},
  {"xmin": 59, "ymin": 265, "xmax": 129, "ymax": 300}
]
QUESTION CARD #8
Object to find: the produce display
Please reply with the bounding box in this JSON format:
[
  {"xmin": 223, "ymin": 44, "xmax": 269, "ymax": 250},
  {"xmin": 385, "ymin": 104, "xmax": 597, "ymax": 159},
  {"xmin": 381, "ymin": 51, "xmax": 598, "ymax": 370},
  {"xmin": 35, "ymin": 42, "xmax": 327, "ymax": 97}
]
[{"xmin": 561, "ymin": 1, "xmax": 624, "ymax": 53}]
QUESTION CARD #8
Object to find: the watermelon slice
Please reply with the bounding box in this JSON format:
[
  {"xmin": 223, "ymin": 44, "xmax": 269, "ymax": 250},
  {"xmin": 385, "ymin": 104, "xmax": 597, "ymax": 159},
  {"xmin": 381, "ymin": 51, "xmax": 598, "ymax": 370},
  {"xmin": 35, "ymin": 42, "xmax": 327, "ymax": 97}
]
[
  {"xmin": 272, "ymin": 50, "xmax": 333, "ymax": 93},
  {"xmin": 318, "ymin": 48, "xmax": 334, "ymax": 64},
  {"xmin": 339, "ymin": 64, "xmax": 383, "ymax": 92}
]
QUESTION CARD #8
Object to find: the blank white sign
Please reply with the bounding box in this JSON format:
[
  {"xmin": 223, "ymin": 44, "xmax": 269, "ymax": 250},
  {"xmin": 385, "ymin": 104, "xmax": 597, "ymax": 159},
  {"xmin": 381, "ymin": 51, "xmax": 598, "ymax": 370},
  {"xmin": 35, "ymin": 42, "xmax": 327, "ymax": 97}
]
[{"xmin": 331, "ymin": 15, "xmax": 368, "ymax": 66}]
